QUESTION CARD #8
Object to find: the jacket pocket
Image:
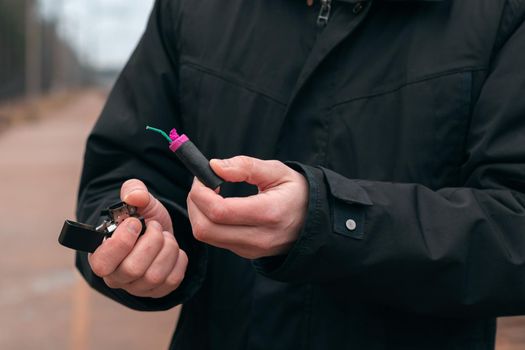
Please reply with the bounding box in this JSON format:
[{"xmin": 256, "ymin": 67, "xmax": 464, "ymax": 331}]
[{"xmin": 321, "ymin": 167, "xmax": 372, "ymax": 240}]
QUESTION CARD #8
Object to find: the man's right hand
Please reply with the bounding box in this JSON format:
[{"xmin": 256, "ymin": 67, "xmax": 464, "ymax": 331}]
[{"xmin": 88, "ymin": 179, "xmax": 188, "ymax": 298}]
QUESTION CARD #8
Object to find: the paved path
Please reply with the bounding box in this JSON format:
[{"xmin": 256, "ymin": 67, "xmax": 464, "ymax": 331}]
[
  {"xmin": 0, "ymin": 91, "xmax": 179, "ymax": 350},
  {"xmin": 0, "ymin": 90, "xmax": 524, "ymax": 349}
]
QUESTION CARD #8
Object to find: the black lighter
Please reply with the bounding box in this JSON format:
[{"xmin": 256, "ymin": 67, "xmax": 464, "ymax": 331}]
[{"xmin": 58, "ymin": 201, "xmax": 145, "ymax": 253}]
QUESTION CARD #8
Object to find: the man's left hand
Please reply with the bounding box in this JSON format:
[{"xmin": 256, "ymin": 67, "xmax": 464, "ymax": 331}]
[{"xmin": 187, "ymin": 156, "xmax": 308, "ymax": 259}]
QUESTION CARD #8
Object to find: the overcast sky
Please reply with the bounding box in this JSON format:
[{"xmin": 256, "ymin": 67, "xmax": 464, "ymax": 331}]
[{"xmin": 39, "ymin": 0, "xmax": 155, "ymax": 70}]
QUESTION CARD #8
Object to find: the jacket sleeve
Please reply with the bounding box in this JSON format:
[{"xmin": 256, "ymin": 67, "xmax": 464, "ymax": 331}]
[
  {"xmin": 75, "ymin": 0, "xmax": 207, "ymax": 311},
  {"xmin": 255, "ymin": 10, "xmax": 525, "ymax": 318}
]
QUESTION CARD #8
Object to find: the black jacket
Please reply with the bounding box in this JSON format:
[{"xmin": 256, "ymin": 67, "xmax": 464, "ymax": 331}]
[{"xmin": 76, "ymin": 0, "xmax": 525, "ymax": 349}]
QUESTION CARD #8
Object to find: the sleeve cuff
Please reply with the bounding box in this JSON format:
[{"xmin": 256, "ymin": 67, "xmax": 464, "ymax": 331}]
[{"xmin": 253, "ymin": 163, "xmax": 372, "ymax": 283}]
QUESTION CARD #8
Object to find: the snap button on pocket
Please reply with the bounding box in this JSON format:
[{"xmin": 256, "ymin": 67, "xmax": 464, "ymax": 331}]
[
  {"xmin": 332, "ymin": 198, "xmax": 365, "ymax": 239},
  {"xmin": 345, "ymin": 219, "xmax": 357, "ymax": 231}
]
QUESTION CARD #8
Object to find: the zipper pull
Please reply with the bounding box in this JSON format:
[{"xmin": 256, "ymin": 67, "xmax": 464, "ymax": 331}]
[{"xmin": 317, "ymin": 0, "xmax": 332, "ymax": 27}]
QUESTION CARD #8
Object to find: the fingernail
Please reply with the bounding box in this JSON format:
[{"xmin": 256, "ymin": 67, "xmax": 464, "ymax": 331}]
[
  {"xmin": 123, "ymin": 188, "xmax": 143, "ymax": 202},
  {"xmin": 126, "ymin": 219, "xmax": 141, "ymax": 235}
]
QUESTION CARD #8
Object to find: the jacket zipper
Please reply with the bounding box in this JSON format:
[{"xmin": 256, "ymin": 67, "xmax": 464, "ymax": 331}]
[{"xmin": 317, "ymin": 0, "xmax": 332, "ymax": 27}]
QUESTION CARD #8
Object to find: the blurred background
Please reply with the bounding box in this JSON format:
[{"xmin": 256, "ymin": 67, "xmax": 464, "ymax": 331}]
[
  {"xmin": 0, "ymin": 1, "xmax": 180, "ymax": 349},
  {"xmin": 0, "ymin": 0, "xmax": 524, "ymax": 349}
]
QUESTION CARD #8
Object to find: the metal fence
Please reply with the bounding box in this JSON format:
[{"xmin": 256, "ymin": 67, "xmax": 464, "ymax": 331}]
[{"xmin": 0, "ymin": 0, "xmax": 89, "ymax": 102}]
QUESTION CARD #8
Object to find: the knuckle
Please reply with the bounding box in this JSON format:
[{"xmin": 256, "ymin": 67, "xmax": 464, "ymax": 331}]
[
  {"xmin": 147, "ymin": 226, "xmax": 164, "ymax": 246},
  {"xmin": 266, "ymin": 160, "xmax": 282, "ymax": 169},
  {"xmin": 262, "ymin": 207, "xmax": 282, "ymax": 225},
  {"xmin": 90, "ymin": 258, "xmax": 110, "ymax": 277},
  {"xmin": 165, "ymin": 235, "xmax": 180, "ymax": 252},
  {"xmin": 119, "ymin": 261, "xmax": 143, "ymax": 280},
  {"xmin": 238, "ymin": 155, "xmax": 254, "ymax": 167},
  {"xmin": 144, "ymin": 270, "xmax": 166, "ymax": 286},
  {"xmin": 187, "ymin": 184, "xmax": 198, "ymax": 197},
  {"xmin": 166, "ymin": 273, "xmax": 184, "ymax": 290},
  {"xmin": 138, "ymin": 195, "xmax": 159, "ymax": 218},
  {"xmin": 208, "ymin": 203, "xmax": 227, "ymax": 222},
  {"xmin": 255, "ymin": 235, "xmax": 274, "ymax": 252},
  {"xmin": 192, "ymin": 221, "xmax": 209, "ymax": 241},
  {"xmin": 233, "ymin": 156, "xmax": 254, "ymax": 173},
  {"xmin": 146, "ymin": 195, "xmax": 163, "ymax": 215},
  {"xmin": 243, "ymin": 158, "xmax": 255, "ymax": 173}
]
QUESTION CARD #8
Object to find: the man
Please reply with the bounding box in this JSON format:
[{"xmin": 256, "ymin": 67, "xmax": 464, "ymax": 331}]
[{"xmin": 76, "ymin": 0, "xmax": 525, "ymax": 348}]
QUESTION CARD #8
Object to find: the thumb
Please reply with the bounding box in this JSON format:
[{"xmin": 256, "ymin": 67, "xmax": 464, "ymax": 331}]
[
  {"xmin": 210, "ymin": 156, "xmax": 290, "ymax": 189},
  {"xmin": 121, "ymin": 179, "xmax": 151, "ymax": 208},
  {"xmin": 120, "ymin": 179, "xmax": 173, "ymax": 233},
  {"xmin": 120, "ymin": 179, "xmax": 174, "ymax": 233}
]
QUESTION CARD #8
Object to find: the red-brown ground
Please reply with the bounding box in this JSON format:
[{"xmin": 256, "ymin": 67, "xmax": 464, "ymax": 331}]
[{"xmin": 0, "ymin": 91, "xmax": 179, "ymax": 350}]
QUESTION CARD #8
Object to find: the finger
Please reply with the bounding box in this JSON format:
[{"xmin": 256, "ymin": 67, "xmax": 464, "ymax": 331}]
[
  {"xmin": 124, "ymin": 231, "xmax": 179, "ymax": 292},
  {"xmin": 108, "ymin": 221, "xmax": 165, "ymax": 284},
  {"xmin": 189, "ymin": 179, "xmax": 278, "ymax": 226},
  {"xmin": 188, "ymin": 201, "xmax": 272, "ymax": 259},
  {"xmin": 189, "ymin": 197, "xmax": 284, "ymax": 259},
  {"xmin": 210, "ymin": 157, "xmax": 291, "ymax": 190},
  {"xmin": 147, "ymin": 249, "xmax": 188, "ymax": 298},
  {"xmin": 88, "ymin": 217, "xmax": 142, "ymax": 277},
  {"xmin": 188, "ymin": 195, "xmax": 257, "ymax": 248},
  {"xmin": 121, "ymin": 179, "xmax": 150, "ymax": 208}
]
